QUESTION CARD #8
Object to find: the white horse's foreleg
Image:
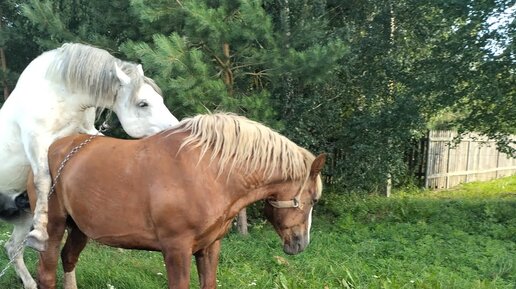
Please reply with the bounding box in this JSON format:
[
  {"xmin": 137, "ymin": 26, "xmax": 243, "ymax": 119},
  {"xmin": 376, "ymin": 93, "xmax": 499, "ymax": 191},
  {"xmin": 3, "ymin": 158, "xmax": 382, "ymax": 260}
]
[
  {"xmin": 23, "ymin": 139, "xmax": 52, "ymax": 252},
  {"xmin": 79, "ymin": 107, "xmax": 103, "ymax": 135},
  {"xmin": 26, "ymin": 167, "xmax": 51, "ymax": 252},
  {"xmin": 5, "ymin": 213, "xmax": 37, "ymax": 289}
]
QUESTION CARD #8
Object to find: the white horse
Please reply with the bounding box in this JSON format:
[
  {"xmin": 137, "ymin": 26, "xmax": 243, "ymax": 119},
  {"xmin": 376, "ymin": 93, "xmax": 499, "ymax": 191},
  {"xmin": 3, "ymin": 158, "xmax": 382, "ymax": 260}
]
[{"xmin": 0, "ymin": 43, "xmax": 179, "ymax": 288}]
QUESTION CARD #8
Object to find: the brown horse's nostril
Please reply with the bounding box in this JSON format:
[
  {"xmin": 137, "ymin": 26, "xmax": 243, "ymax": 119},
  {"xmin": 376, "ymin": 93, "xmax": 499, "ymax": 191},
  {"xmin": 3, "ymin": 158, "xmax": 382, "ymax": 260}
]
[{"xmin": 283, "ymin": 233, "xmax": 308, "ymax": 255}]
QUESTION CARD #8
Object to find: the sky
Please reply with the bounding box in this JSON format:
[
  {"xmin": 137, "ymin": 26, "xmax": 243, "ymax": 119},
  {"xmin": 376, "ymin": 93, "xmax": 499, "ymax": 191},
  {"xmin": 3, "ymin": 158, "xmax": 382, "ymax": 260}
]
[{"xmin": 486, "ymin": 4, "xmax": 515, "ymax": 55}]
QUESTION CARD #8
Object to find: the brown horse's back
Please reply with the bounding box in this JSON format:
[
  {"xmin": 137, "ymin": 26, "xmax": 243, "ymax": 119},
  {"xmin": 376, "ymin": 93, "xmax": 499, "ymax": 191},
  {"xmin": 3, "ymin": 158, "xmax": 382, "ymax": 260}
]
[
  {"xmin": 47, "ymin": 134, "xmax": 169, "ymax": 250},
  {"xmin": 43, "ymin": 132, "xmax": 228, "ymax": 251}
]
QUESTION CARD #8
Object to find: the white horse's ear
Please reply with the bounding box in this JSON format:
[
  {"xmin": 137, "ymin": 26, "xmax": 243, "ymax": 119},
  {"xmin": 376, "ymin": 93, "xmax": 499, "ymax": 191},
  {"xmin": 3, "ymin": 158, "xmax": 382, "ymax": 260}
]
[
  {"xmin": 137, "ymin": 64, "xmax": 144, "ymax": 76},
  {"xmin": 115, "ymin": 63, "xmax": 131, "ymax": 85}
]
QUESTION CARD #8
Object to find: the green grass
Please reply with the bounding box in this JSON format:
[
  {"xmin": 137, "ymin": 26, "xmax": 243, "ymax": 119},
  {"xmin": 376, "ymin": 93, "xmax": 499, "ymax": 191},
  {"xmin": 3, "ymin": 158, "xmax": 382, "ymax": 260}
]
[{"xmin": 1, "ymin": 176, "xmax": 515, "ymax": 288}]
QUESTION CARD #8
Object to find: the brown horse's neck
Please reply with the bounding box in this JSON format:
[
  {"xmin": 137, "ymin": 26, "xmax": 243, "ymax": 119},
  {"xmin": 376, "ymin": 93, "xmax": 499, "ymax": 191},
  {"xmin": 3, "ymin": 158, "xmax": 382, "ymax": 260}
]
[{"xmin": 225, "ymin": 172, "xmax": 296, "ymax": 219}]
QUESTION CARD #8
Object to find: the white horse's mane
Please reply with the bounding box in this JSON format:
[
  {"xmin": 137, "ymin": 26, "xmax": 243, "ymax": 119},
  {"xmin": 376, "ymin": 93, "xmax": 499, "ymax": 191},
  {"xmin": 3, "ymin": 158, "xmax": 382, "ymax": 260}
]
[
  {"xmin": 174, "ymin": 113, "xmax": 316, "ymax": 181},
  {"xmin": 45, "ymin": 43, "xmax": 161, "ymax": 108}
]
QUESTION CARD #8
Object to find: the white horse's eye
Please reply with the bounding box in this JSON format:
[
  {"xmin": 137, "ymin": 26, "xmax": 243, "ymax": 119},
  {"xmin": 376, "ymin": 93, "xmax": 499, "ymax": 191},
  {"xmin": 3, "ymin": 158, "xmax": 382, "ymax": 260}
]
[{"xmin": 138, "ymin": 101, "xmax": 149, "ymax": 108}]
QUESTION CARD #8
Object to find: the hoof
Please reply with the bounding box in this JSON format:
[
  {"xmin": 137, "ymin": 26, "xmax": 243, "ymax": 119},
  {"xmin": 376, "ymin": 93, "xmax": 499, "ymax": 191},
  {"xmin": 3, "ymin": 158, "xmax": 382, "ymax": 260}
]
[
  {"xmin": 26, "ymin": 229, "xmax": 48, "ymax": 252},
  {"xmin": 23, "ymin": 280, "xmax": 37, "ymax": 289}
]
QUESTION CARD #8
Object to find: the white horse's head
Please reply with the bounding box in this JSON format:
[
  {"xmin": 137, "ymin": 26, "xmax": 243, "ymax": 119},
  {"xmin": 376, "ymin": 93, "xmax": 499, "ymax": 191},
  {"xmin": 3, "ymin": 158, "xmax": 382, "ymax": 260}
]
[
  {"xmin": 47, "ymin": 43, "xmax": 179, "ymax": 138},
  {"xmin": 112, "ymin": 63, "xmax": 178, "ymax": 138}
]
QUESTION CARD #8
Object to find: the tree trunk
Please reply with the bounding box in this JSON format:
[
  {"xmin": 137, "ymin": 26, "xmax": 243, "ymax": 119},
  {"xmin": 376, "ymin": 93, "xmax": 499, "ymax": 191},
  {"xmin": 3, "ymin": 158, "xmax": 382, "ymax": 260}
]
[
  {"xmin": 221, "ymin": 41, "xmax": 246, "ymax": 234},
  {"xmin": 383, "ymin": 3, "xmax": 396, "ymax": 197},
  {"xmin": 281, "ymin": 0, "xmax": 293, "ymax": 116},
  {"xmin": 0, "ymin": 17, "xmax": 10, "ymax": 100},
  {"xmin": 222, "ymin": 43, "xmax": 234, "ymax": 96},
  {"xmin": 236, "ymin": 208, "xmax": 248, "ymax": 235},
  {"xmin": 383, "ymin": 173, "xmax": 392, "ymax": 197}
]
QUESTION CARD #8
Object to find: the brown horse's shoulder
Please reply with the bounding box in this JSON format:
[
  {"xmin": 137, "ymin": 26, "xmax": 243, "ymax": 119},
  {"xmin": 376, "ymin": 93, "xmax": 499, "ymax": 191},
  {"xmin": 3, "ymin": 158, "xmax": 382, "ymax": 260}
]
[{"xmin": 48, "ymin": 134, "xmax": 91, "ymax": 166}]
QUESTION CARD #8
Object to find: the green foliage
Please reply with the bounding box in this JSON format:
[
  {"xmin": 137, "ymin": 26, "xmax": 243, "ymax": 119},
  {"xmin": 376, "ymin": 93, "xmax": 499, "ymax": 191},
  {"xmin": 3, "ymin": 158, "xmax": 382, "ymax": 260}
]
[
  {"xmin": 1, "ymin": 0, "xmax": 514, "ymax": 190},
  {"xmin": 312, "ymin": 0, "xmax": 516, "ymax": 189},
  {"xmin": 20, "ymin": 0, "xmax": 140, "ymax": 50},
  {"xmin": 392, "ymin": 0, "xmax": 516, "ymax": 154},
  {"xmin": 122, "ymin": 34, "xmax": 229, "ymax": 116},
  {"xmin": 122, "ymin": 0, "xmax": 348, "ymax": 132},
  {"xmin": 0, "ymin": 0, "xmax": 40, "ymax": 103},
  {"xmin": 124, "ymin": 0, "xmax": 275, "ymax": 123}
]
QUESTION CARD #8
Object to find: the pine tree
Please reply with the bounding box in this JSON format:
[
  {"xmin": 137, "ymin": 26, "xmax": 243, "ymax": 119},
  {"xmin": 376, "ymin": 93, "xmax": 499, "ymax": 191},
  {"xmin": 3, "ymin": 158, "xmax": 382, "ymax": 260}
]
[
  {"xmin": 123, "ymin": 0, "xmax": 346, "ymax": 122},
  {"xmin": 21, "ymin": 0, "xmax": 141, "ymax": 51}
]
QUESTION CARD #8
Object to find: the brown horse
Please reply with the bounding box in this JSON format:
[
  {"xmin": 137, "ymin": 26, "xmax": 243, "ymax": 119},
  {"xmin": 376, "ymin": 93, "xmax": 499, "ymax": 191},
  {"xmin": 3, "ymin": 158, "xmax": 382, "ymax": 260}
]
[{"xmin": 28, "ymin": 113, "xmax": 325, "ymax": 289}]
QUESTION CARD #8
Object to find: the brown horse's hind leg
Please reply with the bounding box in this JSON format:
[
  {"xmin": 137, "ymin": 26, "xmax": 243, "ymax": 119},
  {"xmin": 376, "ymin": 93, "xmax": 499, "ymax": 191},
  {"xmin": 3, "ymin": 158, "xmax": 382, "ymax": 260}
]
[
  {"xmin": 194, "ymin": 240, "xmax": 221, "ymax": 289},
  {"xmin": 36, "ymin": 209, "xmax": 67, "ymax": 289},
  {"xmin": 61, "ymin": 222, "xmax": 88, "ymax": 289}
]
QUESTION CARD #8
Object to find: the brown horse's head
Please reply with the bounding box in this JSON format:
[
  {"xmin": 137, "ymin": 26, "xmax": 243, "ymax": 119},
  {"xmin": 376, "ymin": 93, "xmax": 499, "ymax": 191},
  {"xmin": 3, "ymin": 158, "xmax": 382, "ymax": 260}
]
[{"xmin": 264, "ymin": 154, "xmax": 325, "ymax": 255}]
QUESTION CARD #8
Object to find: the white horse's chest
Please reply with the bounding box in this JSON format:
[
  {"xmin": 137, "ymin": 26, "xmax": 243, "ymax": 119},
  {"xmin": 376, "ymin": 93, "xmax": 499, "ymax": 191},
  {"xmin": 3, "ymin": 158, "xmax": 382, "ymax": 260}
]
[
  {"xmin": 0, "ymin": 89, "xmax": 94, "ymax": 193},
  {"xmin": 0, "ymin": 142, "xmax": 31, "ymax": 192},
  {"xmin": 0, "ymin": 106, "xmax": 31, "ymax": 192}
]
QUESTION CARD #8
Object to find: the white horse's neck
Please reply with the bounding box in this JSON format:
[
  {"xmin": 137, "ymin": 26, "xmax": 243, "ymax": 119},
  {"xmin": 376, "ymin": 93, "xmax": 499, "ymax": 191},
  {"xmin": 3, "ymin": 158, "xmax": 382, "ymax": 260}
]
[{"xmin": 13, "ymin": 50, "xmax": 112, "ymax": 110}]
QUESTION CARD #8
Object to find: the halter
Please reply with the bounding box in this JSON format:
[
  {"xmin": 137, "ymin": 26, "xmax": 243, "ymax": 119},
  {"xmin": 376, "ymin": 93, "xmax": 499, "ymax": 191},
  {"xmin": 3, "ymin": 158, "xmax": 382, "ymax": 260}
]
[
  {"xmin": 267, "ymin": 174, "xmax": 310, "ymax": 209},
  {"xmin": 267, "ymin": 195, "xmax": 301, "ymax": 209}
]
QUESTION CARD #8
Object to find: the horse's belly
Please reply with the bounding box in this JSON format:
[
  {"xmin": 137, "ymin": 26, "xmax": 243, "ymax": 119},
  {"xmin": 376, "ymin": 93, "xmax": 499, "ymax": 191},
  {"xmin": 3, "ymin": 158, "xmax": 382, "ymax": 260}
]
[
  {"xmin": 69, "ymin": 211, "xmax": 161, "ymax": 251},
  {"xmin": 0, "ymin": 164, "xmax": 30, "ymax": 190},
  {"xmin": 0, "ymin": 132, "xmax": 30, "ymax": 192},
  {"xmin": 93, "ymin": 234, "xmax": 161, "ymax": 251}
]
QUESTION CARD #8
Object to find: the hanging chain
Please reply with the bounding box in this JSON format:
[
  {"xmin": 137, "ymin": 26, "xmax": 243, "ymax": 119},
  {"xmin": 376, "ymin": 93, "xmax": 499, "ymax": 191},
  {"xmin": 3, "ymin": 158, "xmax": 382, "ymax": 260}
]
[
  {"xmin": 0, "ymin": 122, "xmax": 109, "ymax": 279},
  {"xmin": 47, "ymin": 133, "xmax": 99, "ymax": 199}
]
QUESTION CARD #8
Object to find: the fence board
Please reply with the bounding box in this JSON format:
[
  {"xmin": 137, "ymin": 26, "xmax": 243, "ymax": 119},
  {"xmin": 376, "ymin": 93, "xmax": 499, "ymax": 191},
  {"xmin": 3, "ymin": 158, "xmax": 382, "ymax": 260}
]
[{"xmin": 425, "ymin": 131, "xmax": 516, "ymax": 189}]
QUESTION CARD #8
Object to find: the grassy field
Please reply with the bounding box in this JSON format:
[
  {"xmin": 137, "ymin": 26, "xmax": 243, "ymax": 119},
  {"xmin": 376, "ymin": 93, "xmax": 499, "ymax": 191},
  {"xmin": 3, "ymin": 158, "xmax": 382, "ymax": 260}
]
[{"xmin": 0, "ymin": 176, "xmax": 515, "ymax": 288}]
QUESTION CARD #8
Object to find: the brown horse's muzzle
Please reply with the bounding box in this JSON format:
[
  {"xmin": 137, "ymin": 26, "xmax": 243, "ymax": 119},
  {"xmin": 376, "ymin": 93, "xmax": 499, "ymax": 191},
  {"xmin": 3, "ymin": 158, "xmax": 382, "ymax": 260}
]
[
  {"xmin": 265, "ymin": 204, "xmax": 312, "ymax": 255},
  {"xmin": 282, "ymin": 229, "xmax": 309, "ymax": 255}
]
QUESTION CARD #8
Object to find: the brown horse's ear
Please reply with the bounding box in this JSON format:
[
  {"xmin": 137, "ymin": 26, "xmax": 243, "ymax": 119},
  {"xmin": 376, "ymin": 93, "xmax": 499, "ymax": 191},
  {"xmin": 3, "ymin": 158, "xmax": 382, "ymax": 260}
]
[{"xmin": 310, "ymin": 153, "xmax": 326, "ymax": 178}]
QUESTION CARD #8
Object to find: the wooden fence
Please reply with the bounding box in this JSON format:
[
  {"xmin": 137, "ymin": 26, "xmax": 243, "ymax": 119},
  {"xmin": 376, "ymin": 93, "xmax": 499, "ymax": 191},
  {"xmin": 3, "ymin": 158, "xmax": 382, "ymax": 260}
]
[{"xmin": 424, "ymin": 131, "xmax": 516, "ymax": 189}]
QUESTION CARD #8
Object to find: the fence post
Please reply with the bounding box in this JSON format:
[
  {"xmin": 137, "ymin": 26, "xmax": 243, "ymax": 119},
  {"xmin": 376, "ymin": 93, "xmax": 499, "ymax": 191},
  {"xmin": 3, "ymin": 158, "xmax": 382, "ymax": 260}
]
[
  {"xmin": 496, "ymin": 149, "xmax": 501, "ymax": 179},
  {"xmin": 424, "ymin": 130, "xmax": 430, "ymax": 188},
  {"xmin": 465, "ymin": 140, "xmax": 471, "ymax": 182},
  {"xmin": 383, "ymin": 173, "xmax": 392, "ymax": 197},
  {"xmin": 236, "ymin": 209, "xmax": 248, "ymax": 235},
  {"xmin": 445, "ymin": 135, "xmax": 452, "ymax": 189}
]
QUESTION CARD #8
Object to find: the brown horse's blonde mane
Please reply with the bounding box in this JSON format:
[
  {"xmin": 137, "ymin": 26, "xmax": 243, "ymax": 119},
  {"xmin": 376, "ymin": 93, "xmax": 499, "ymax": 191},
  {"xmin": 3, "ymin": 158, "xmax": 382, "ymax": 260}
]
[{"xmin": 174, "ymin": 113, "xmax": 315, "ymax": 180}]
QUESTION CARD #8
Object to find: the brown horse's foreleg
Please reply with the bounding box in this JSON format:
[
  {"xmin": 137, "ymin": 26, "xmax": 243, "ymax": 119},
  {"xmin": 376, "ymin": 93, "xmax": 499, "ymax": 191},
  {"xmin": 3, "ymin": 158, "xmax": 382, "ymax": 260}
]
[
  {"xmin": 162, "ymin": 244, "xmax": 193, "ymax": 289},
  {"xmin": 61, "ymin": 223, "xmax": 88, "ymax": 289},
  {"xmin": 36, "ymin": 211, "xmax": 67, "ymax": 289},
  {"xmin": 194, "ymin": 240, "xmax": 221, "ymax": 289}
]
